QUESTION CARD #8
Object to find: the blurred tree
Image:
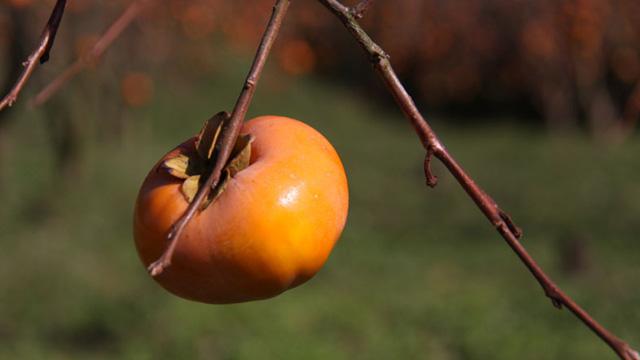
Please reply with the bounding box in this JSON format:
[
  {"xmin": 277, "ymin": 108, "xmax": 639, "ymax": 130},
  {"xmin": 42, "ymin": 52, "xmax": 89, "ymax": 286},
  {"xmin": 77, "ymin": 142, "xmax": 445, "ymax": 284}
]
[{"xmin": 5, "ymin": 0, "xmax": 640, "ymax": 136}]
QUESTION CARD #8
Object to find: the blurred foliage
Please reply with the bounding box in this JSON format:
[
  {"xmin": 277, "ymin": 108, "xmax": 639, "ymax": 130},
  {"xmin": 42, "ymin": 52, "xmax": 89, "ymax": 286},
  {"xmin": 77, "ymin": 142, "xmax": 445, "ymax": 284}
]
[
  {"xmin": 2, "ymin": 0, "xmax": 640, "ymax": 134},
  {"xmin": 0, "ymin": 42, "xmax": 639, "ymax": 358}
]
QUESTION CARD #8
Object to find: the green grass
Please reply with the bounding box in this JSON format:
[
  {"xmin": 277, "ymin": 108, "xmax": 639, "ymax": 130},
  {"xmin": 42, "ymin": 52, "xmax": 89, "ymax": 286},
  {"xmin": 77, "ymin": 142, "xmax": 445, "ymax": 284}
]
[{"xmin": 0, "ymin": 53, "xmax": 638, "ymax": 359}]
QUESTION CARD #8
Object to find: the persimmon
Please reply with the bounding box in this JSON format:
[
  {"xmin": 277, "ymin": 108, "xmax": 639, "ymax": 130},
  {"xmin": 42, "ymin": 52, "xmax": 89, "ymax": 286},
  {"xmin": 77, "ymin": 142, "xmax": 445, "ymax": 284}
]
[{"xmin": 133, "ymin": 115, "xmax": 349, "ymax": 304}]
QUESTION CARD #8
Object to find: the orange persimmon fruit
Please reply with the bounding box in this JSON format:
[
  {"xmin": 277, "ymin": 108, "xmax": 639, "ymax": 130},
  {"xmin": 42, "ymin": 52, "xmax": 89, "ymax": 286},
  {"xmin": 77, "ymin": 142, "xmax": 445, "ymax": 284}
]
[{"xmin": 133, "ymin": 115, "xmax": 349, "ymax": 304}]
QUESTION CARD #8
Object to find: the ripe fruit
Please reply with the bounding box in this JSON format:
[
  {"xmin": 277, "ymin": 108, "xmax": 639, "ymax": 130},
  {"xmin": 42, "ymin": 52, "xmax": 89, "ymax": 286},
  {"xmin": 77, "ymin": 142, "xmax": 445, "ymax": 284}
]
[{"xmin": 133, "ymin": 115, "xmax": 349, "ymax": 304}]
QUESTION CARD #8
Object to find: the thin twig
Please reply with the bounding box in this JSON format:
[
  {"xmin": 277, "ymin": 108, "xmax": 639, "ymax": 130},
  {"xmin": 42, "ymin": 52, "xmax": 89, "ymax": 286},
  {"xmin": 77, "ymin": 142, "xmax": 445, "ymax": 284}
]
[
  {"xmin": 350, "ymin": 0, "xmax": 372, "ymax": 19},
  {"xmin": 318, "ymin": 0, "xmax": 638, "ymax": 359},
  {"xmin": 0, "ymin": 0, "xmax": 67, "ymax": 112},
  {"xmin": 147, "ymin": 0, "xmax": 291, "ymax": 277},
  {"xmin": 31, "ymin": 0, "xmax": 149, "ymax": 107}
]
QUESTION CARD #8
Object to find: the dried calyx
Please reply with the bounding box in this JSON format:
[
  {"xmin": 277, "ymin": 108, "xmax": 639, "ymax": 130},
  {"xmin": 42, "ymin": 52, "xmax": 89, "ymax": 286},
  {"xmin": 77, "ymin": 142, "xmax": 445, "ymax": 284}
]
[{"xmin": 162, "ymin": 111, "xmax": 253, "ymax": 209}]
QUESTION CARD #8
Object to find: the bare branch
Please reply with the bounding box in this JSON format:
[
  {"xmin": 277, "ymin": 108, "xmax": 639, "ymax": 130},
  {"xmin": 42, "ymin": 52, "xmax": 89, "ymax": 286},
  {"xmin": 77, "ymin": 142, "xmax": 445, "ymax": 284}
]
[
  {"xmin": 0, "ymin": 0, "xmax": 67, "ymax": 111},
  {"xmin": 32, "ymin": 0, "xmax": 150, "ymax": 107},
  {"xmin": 147, "ymin": 0, "xmax": 291, "ymax": 277},
  {"xmin": 317, "ymin": 0, "xmax": 638, "ymax": 358}
]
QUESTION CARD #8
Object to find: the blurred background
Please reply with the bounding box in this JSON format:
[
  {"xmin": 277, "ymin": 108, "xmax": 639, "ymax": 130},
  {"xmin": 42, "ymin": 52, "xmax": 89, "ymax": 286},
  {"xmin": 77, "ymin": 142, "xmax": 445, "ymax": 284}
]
[{"xmin": 1, "ymin": 0, "xmax": 639, "ymax": 358}]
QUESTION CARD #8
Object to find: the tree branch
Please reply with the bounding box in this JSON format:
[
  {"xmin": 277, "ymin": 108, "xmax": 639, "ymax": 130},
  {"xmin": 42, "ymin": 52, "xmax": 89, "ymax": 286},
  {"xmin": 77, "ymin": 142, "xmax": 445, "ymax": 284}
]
[
  {"xmin": 31, "ymin": 0, "xmax": 150, "ymax": 107},
  {"xmin": 0, "ymin": 0, "xmax": 67, "ymax": 112},
  {"xmin": 147, "ymin": 0, "xmax": 292, "ymax": 277},
  {"xmin": 317, "ymin": 0, "xmax": 639, "ymax": 359}
]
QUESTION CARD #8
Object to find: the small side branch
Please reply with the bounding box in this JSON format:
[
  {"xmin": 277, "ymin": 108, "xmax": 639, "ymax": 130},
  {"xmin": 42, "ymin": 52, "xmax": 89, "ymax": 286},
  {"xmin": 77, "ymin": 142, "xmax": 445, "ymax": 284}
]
[
  {"xmin": 0, "ymin": 0, "xmax": 67, "ymax": 111},
  {"xmin": 317, "ymin": 0, "xmax": 638, "ymax": 359},
  {"xmin": 350, "ymin": 0, "xmax": 372, "ymax": 19},
  {"xmin": 147, "ymin": 0, "xmax": 291, "ymax": 276},
  {"xmin": 32, "ymin": 0, "xmax": 149, "ymax": 107},
  {"xmin": 423, "ymin": 147, "xmax": 438, "ymax": 188}
]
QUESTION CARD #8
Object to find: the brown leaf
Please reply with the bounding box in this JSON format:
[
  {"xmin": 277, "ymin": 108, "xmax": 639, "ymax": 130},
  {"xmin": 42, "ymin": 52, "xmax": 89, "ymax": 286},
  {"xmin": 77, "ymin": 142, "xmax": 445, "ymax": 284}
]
[
  {"xmin": 196, "ymin": 111, "xmax": 229, "ymax": 161},
  {"xmin": 181, "ymin": 175, "xmax": 200, "ymax": 203},
  {"xmin": 226, "ymin": 134, "xmax": 254, "ymax": 177},
  {"xmin": 177, "ymin": 123, "xmax": 252, "ymax": 208},
  {"xmin": 162, "ymin": 154, "xmax": 190, "ymax": 179}
]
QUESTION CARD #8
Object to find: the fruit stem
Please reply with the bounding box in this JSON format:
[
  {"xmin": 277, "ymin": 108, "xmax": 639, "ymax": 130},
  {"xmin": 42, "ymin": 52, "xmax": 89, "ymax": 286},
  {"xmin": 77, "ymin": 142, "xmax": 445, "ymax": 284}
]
[
  {"xmin": 0, "ymin": 0, "xmax": 67, "ymax": 112},
  {"xmin": 147, "ymin": 0, "xmax": 291, "ymax": 277},
  {"xmin": 318, "ymin": 0, "xmax": 638, "ymax": 359}
]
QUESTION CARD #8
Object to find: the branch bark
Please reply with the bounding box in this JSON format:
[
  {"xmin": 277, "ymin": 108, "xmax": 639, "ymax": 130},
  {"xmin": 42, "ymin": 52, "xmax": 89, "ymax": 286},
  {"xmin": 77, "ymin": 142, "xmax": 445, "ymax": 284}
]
[
  {"xmin": 317, "ymin": 0, "xmax": 638, "ymax": 359},
  {"xmin": 31, "ymin": 0, "xmax": 150, "ymax": 107},
  {"xmin": 0, "ymin": 0, "xmax": 67, "ymax": 112},
  {"xmin": 147, "ymin": 0, "xmax": 291, "ymax": 276}
]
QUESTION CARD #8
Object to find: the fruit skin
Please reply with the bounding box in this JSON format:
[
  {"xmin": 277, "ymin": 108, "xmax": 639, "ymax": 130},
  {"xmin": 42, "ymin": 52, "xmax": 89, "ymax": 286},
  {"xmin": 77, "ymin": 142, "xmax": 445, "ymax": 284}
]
[{"xmin": 133, "ymin": 116, "xmax": 349, "ymax": 304}]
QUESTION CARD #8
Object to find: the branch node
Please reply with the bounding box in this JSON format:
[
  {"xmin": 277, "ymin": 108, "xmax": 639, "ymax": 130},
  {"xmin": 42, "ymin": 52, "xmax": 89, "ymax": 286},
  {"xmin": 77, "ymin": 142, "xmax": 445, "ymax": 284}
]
[
  {"xmin": 499, "ymin": 210, "xmax": 523, "ymax": 239},
  {"xmin": 371, "ymin": 50, "xmax": 389, "ymax": 64},
  {"xmin": 349, "ymin": 0, "xmax": 372, "ymax": 19},
  {"xmin": 550, "ymin": 298, "xmax": 563, "ymax": 309},
  {"xmin": 424, "ymin": 147, "xmax": 438, "ymax": 188},
  {"xmin": 542, "ymin": 283, "xmax": 563, "ymax": 309},
  {"xmin": 245, "ymin": 78, "xmax": 257, "ymax": 90}
]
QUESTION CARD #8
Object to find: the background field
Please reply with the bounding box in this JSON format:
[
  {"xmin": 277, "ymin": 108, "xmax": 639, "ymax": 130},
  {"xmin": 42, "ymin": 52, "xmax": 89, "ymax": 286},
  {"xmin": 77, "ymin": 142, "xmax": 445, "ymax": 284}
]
[{"xmin": 0, "ymin": 47, "xmax": 639, "ymax": 359}]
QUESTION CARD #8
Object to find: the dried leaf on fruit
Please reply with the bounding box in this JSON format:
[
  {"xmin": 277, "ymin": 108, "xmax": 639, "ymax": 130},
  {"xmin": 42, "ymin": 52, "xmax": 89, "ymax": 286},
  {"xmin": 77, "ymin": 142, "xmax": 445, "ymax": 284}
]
[
  {"xmin": 181, "ymin": 175, "xmax": 201, "ymax": 203},
  {"xmin": 163, "ymin": 154, "xmax": 191, "ymax": 179},
  {"xmin": 227, "ymin": 134, "xmax": 254, "ymax": 177},
  {"xmin": 164, "ymin": 112, "xmax": 253, "ymax": 208},
  {"xmin": 163, "ymin": 153, "xmax": 207, "ymax": 179},
  {"xmin": 196, "ymin": 111, "xmax": 228, "ymax": 161}
]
